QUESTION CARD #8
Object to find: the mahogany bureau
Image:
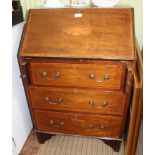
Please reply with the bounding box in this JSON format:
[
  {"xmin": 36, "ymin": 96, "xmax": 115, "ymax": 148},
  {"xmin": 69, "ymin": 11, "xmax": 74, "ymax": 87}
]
[{"xmin": 19, "ymin": 7, "xmax": 136, "ymax": 152}]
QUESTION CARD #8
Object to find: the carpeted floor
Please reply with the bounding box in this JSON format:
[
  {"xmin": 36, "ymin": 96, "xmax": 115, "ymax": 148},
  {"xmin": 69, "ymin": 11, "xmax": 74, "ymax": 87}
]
[
  {"xmin": 37, "ymin": 122, "xmax": 142, "ymax": 155},
  {"xmin": 135, "ymin": 121, "xmax": 143, "ymax": 155},
  {"xmin": 38, "ymin": 135, "xmax": 124, "ymax": 155}
]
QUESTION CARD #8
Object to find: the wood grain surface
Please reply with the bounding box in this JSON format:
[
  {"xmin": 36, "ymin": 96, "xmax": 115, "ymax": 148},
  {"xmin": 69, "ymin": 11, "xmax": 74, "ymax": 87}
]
[
  {"xmin": 35, "ymin": 110, "xmax": 124, "ymax": 138},
  {"xmin": 18, "ymin": 7, "xmax": 137, "ymax": 152},
  {"xmin": 20, "ymin": 8, "xmax": 135, "ymax": 60},
  {"xmin": 29, "ymin": 61, "xmax": 126, "ymax": 90},
  {"xmin": 29, "ymin": 86, "xmax": 126, "ymax": 116}
]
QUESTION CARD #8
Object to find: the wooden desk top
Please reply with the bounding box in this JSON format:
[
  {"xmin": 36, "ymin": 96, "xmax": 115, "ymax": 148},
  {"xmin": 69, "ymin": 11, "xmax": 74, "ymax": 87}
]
[{"xmin": 20, "ymin": 8, "xmax": 135, "ymax": 60}]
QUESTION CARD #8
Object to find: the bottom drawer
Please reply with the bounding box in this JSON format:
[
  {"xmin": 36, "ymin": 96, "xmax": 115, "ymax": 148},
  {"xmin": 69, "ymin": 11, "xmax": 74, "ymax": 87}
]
[{"xmin": 35, "ymin": 110, "xmax": 124, "ymax": 139}]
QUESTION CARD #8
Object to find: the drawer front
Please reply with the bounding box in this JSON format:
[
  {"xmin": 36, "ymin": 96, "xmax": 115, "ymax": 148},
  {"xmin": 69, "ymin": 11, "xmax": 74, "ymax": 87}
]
[
  {"xmin": 35, "ymin": 110, "xmax": 124, "ymax": 138},
  {"xmin": 29, "ymin": 62, "xmax": 126, "ymax": 90},
  {"xmin": 30, "ymin": 87, "xmax": 126, "ymax": 115}
]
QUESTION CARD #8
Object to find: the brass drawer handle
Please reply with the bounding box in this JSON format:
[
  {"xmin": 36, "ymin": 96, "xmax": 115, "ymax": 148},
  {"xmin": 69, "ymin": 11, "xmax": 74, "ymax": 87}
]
[
  {"xmin": 45, "ymin": 96, "xmax": 63, "ymax": 104},
  {"xmin": 50, "ymin": 120, "xmax": 64, "ymax": 127},
  {"xmin": 89, "ymin": 100, "xmax": 108, "ymax": 109},
  {"xmin": 104, "ymin": 74, "xmax": 110, "ymax": 80},
  {"xmin": 89, "ymin": 73, "xmax": 110, "ymax": 83},
  {"xmin": 88, "ymin": 124, "xmax": 106, "ymax": 130},
  {"xmin": 42, "ymin": 71, "xmax": 61, "ymax": 80}
]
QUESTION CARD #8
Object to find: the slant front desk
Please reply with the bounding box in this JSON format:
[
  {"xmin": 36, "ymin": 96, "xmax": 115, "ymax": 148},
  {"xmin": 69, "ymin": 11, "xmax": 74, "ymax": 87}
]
[{"xmin": 19, "ymin": 8, "xmax": 137, "ymax": 152}]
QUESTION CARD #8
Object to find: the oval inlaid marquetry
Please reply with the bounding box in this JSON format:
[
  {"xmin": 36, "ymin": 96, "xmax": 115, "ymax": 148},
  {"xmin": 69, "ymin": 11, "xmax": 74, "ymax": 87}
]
[{"xmin": 63, "ymin": 26, "xmax": 92, "ymax": 36}]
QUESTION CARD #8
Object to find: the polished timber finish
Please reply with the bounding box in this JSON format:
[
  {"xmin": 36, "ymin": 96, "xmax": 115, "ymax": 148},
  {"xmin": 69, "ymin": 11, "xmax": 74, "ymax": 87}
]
[
  {"xmin": 29, "ymin": 61, "xmax": 126, "ymax": 90},
  {"xmin": 20, "ymin": 8, "xmax": 135, "ymax": 60},
  {"xmin": 19, "ymin": 7, "xmax": 136, "ymax": 152},
  {"xmin": 29, "ymin": 86, "xmax": 126, "ymax": 116}
]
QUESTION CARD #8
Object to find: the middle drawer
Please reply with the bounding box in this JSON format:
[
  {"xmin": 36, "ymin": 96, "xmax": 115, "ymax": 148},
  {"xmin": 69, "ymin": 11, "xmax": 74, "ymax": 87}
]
[{"xmin": 29, "ymin": 86, "xmax": 126, "ymax": 115}]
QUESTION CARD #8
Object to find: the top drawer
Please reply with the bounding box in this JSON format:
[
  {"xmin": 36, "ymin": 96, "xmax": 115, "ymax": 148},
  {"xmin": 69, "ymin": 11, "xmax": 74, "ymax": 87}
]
[{"xmin": 29, "ymin": 62, "xmax": 126, "ymax": 90}]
